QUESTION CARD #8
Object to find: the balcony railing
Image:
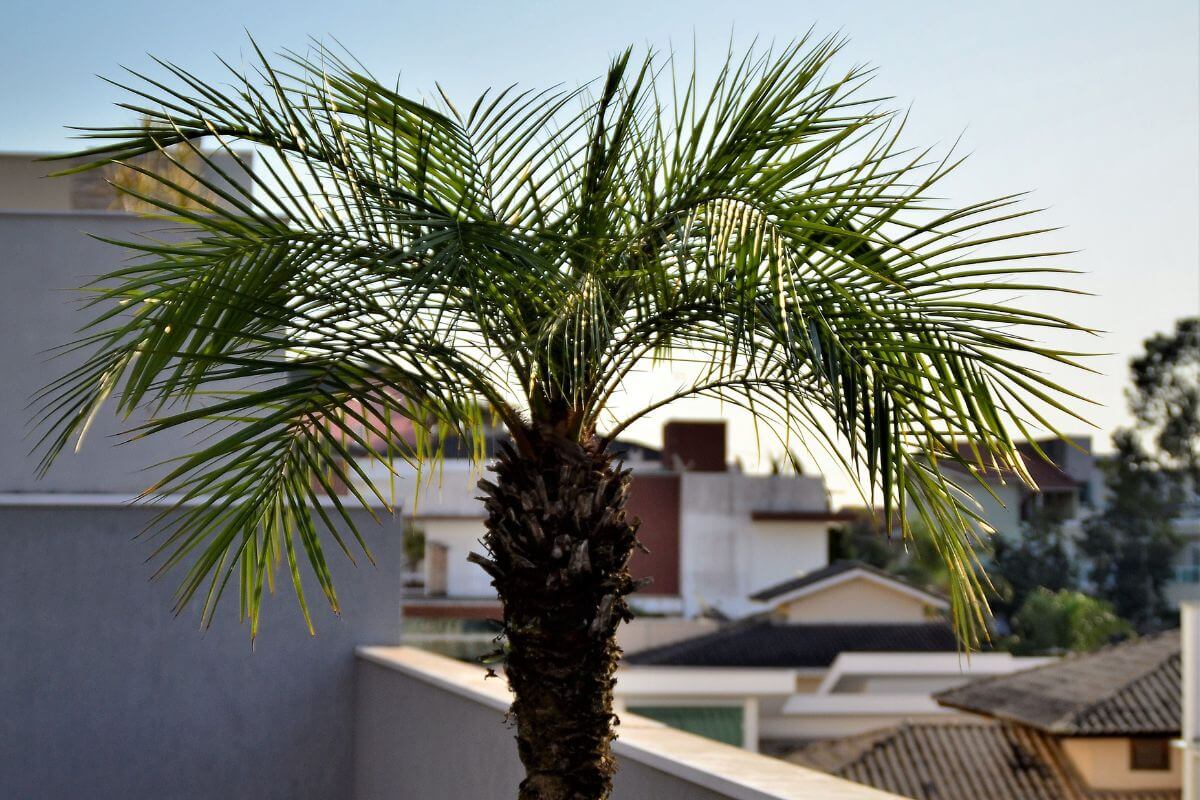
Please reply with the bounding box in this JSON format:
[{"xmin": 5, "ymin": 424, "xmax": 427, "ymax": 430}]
[{"xmin": 354, "ymin": 646, "xmax": 906, "ymax": 799}]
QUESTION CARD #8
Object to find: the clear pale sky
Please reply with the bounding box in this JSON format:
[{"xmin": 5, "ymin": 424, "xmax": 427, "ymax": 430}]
[{"xmin": 2, "ymin": 0, "xmax": 1197, "ymax": 498}]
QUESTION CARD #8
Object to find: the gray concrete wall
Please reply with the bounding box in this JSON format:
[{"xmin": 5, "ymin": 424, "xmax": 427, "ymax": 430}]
[
  {"xmin": 0, "ymin": 502, "xmax": 402, "ymax": 800},
  {"xmin": 352, "ymin": 659, "xmax": 728, "ymax": 800},
  {"xmin": 0, "ymin": 211, "xmax": 244, "ymax": 494}
]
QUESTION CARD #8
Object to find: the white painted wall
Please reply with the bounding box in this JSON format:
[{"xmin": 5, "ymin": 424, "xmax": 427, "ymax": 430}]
[
  {"xmin": 363, "ymin": 454, "xmax": 840, "ymax": 611},
  {"xmin": 359, "ymin": 459, "xmax": 486, "ymax": 518},
  {"xmin": 769, "ymin": 694, "xmax": 955, "ymax": 740},
  {"xmin": 746, "ymin": 521, "xmax": 830, "ymax": 597},
  {"xmin": 1183, "ymin": 601, "xmax": 1199, "ymax": 800},
  {"xmin": 617, "ymin": 651, "xmax": 1056, "ymax": 746},
  {"xmin": 356, "ymin": 647, "xmax": 907, "ymax": 799},
  {"xmin": 679, "ymin": 471, "xmax": 835, "ymax": 617},
  {"xmin": 420, "ymin": 518, "xmax": 492, "ymax": 597}
]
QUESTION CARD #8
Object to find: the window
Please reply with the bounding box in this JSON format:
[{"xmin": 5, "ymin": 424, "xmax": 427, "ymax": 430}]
[{"xmin": 1130, "ymin": 738, "xmax": 1171, "ymax": 771}]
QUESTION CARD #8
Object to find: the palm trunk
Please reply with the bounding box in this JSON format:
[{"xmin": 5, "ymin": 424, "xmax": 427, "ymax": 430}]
[{"xmin": 474, "ymin": 429, "xmax": 641, "ymax": 800}]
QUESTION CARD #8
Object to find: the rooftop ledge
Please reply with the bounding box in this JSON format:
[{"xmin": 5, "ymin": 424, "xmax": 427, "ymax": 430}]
[{"xmin": 356, "ymin": 646, "xmax": 903, "ymax": 800}]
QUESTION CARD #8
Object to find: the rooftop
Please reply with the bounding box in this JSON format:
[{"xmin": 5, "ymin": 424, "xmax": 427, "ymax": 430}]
[
  {"xmin": 935, "ymin": 631, "xmax": 1181, "ymax": 736},
  {"xmin": 625, "ymin": 620, "xmax": 958, "ymax": 669},
  {"xmin": 790, "ymin": 720, "xmax": 1180, "ymax": 800},
  {"xmin": 748, "ymin": 560, "xmax": 947, "ymax": 608},
  {"xmin": 940, "ymin": 440, "xmax": 1083, "ymax": 493}
]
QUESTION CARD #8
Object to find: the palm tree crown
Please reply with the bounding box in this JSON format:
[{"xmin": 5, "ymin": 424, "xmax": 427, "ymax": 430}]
[{"xmin": 35, "ymin": 35, "xmax": 1089, "ymax": 643}]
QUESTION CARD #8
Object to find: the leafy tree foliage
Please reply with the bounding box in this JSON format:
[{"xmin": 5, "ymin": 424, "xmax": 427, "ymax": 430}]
[
  {"xmin": 829, "ymin": 516, "xmax": 961, "ymax": 595},
  {"xmin": 1080, "ymin": 431, "xmax": 1181, "ymax": 632},
  {"xmin": 990, "ymin": 509, "xmax": 1076, "ymax": 619},
  {"xmin": 1077, "ymin": 320, "xmax": 1198, "ymax": 634},
  {"xmin": 828, "ymin": 517, "xmax": 896, "ymax": 570},
  {"xmin": 1129, "ymin": 317, "xmax": 1200, "ymax": 482},
  {"xmin": 1006, "ymin": 588, "xmax": 1132, "ymax": 655}
]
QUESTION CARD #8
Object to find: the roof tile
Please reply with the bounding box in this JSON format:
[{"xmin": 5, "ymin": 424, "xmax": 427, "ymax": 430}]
[
  {"xmin": 792, "ymin": 720, "xmax": 1180, "ymax": 800},
  {"xmin": 935, "ymin": 632, "xmax": 1180, "ymax": 736}
]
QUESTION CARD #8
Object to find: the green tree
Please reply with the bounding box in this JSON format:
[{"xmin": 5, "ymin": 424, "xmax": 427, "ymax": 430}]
[
  {"xmin": 401, "ymin": 518, "xmax": 426, "ymax": 572},
  {"xmin": 1007, "ymin": 588, "xmax": 1132, "ymax": 655},
  {"xmin": 991, "ymin": 509, "xmax": 1076, "ymax": 619},
  {"xmin": 1080, "ymin": 431, "xmax": 1181, "ymax": 632},
  {"xmin": 830, "ymin": 515, "xmax": 976, "ymax": 598},
  {"xmin": 35, "ymin": 38, "xmax": 1087, "ymax": 799},
  {"xmin": 1130, "ymin": 317, "xmax": 1200, "ymax": 482},
  {"xmin": 828, "ymin": 516, "xmax": 896, "ymax": 571}
]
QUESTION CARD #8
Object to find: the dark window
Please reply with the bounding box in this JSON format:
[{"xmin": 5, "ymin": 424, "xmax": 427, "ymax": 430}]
[{"xmin": 1130, "ymin": 738, "xmax": 1171, "ymax": 771}]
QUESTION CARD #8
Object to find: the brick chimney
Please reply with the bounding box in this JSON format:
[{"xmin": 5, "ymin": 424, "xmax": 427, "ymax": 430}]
[{"xmin": 662, "ymin": 421, "xmax": 727, "ymax": 472}]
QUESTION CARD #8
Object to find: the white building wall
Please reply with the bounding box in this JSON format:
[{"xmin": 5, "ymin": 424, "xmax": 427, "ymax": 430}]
[
  {"xmin": 745, "ymin": 521, "xmax": 830, "ymax": 598},
  {"xmin": 679, "ymin": 471, "xmax": 835, "ymax": 617},
  {"xmin": 1183, "ymin": 601, "xmax": 1200, "ymax": 800},
  {"xmin": 678, "ymin": 473, "xmax": 743, "ymax": 616},
  {"xmin": 357, "ymin": 459, "xmax": 497, "ymax": 598},
  {"xmin": 421, "ymin": 518, "xmax": 492, "ymax": 597}
]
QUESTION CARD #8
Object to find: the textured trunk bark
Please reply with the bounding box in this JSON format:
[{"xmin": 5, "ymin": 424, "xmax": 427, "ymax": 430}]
[{"xmin": 473, "ymin": 429, "xmax": 641, "ymax": 800}]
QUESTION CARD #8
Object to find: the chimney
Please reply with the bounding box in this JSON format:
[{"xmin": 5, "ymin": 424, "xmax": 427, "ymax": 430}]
[{"xmin": 662, "ymin": 421, "xmax": 727, "ymax": 472}]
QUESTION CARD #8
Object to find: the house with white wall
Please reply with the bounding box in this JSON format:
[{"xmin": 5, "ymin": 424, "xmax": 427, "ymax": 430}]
[
  {"xmin": 615, "ymin": 561, "xmax": 1053, "ymax": 751},
  {"xmin": 354, "ymin": 418, "xmax": 855, "ymax": 625}
]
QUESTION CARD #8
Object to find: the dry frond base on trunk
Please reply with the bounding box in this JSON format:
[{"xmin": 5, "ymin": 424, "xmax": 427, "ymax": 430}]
[{"xmin": 474, "ymin": 431, "xmax": 642, "ymax": 800}]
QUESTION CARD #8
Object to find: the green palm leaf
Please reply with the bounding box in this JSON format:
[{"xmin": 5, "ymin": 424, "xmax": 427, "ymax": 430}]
[{"xmin": 36, "ymin": 34, "xmax": 1091, "ymax": 647}]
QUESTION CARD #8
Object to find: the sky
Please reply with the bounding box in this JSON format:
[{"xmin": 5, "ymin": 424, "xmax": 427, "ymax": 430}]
[{"xmin": 2, "ymin": 0, "xmax": 1197, "ymax": 499}]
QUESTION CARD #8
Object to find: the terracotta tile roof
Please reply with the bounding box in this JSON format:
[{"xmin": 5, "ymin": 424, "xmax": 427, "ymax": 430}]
[
  {"xmin": 748, "ymin": 560, "xmax": 947, "ymax": 605},
  {"xmin": 624, "ymin": 620, "xmax": 958, "ymax": 668},
  {"xmin": 935, "ymin": 632, "xmax": 1180, "ymax": 736},
  {"xmin": 790, "ymin": 721, "xmax": 1180, "ymax": 800}
]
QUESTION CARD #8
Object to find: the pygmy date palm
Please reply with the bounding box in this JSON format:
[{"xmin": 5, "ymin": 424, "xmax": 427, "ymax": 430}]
[{"xmin": 35, "ymin": 35, "xmax": 1089, "ymax": 800}]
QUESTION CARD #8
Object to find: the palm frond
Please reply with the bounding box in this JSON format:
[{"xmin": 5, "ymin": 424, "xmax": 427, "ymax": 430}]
[{"xmin": 36, "ymin": 34, "xmax": 1090, "ymax": 642}]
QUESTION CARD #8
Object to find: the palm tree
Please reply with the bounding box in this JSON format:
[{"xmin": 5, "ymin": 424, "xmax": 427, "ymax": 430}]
[{"xmin": 35, "ymin": 35, "xmax": 1088, "ymax": 800}]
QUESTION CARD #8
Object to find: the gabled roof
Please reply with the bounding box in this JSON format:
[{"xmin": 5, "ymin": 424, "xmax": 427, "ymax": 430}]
[
  {"xmin": 935, "ymin": 631, "xmax": 1180, "ymax": 736},
  {"xmin": 939, "ymin": 441, "xmax": 1081, "ymax": 493},
  {"xmin": 624, "ymin": 620, "xmax": 958, "ymax": 668},
  {"xmin": 748, "ymin": 560, "xmax": 948, "ymax": 609},
  {"xmin": 791, "ymin": 720, "xmax": 1180, "ymax": 800}
]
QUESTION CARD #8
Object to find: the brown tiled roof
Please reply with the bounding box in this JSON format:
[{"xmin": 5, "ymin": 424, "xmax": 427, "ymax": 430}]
[
  {"xmin": 790, "ymin": 721, "xmax": 1180, "ymax": 800},
  {"xmin": 792, "ymin": 721, "xmax": 1075, "ymax": 800},
  {"xmin": 935, "ymin": 632, "xmax": 1180, "ymax": 736}
]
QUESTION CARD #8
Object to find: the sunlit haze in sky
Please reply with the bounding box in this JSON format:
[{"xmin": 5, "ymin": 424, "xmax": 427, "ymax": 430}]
[{"xmin": 2, "ymin": 0, "xmax": 1197, "ymax": 500}]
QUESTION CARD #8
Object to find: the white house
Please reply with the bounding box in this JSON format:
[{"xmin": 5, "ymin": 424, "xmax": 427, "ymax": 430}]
[
  {"xmin": 352, "ymin": 419, "xmax": 856, "ymax": 624},
  {"xmin": 616, "ymin": 561, "xmax": 1053, "ymax": 751}
]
